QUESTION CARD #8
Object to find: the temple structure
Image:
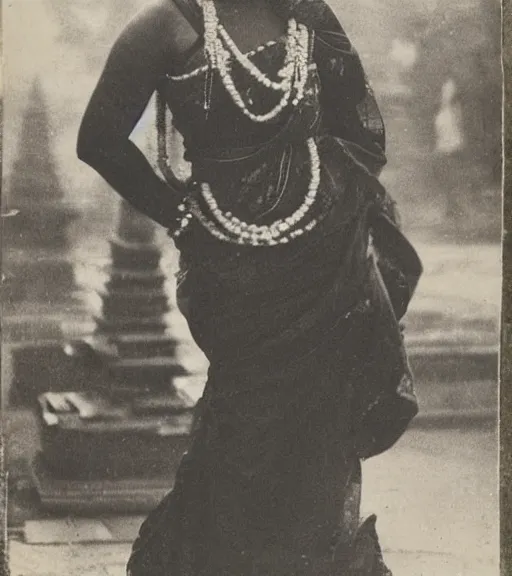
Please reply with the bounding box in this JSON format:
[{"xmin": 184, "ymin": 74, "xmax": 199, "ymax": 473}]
[
  {"xmin": 3, "ymin": 79, "xmax": 84, "ymax": 406},
  {"xmin": 32, "ymin": 200, "xmax": 200, "ymax": 513}
]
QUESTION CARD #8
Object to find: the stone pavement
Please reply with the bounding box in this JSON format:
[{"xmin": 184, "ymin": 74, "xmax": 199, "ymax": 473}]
[
  {"xmin": 361, "ymin": 424, "xmax": 499, "ymax": 576},
  {"xmin": 403, "ymin": 240, "xmax": 500, "ymax": 348},
  {"xmin": 6, "ymin": 424, "xmax": 499, "ymax": 576}
]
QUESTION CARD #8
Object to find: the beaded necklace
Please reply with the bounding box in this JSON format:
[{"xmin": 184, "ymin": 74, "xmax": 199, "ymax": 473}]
[
  {"xmin": 161, "ymin": 0, "xmax": 323, "ymax": 247},
  {"xmin": 201, "ymin": 0, "xmax": 310, "ymax": 121}
]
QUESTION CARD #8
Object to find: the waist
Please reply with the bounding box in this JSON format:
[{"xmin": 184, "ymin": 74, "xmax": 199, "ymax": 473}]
[
  {"xmin": 174, "ymin": 133, "xmax": 364, "ymax": 257},
  {"xmin": 188, "ymin": 97, "xmax": 322, "ymax": 169}
]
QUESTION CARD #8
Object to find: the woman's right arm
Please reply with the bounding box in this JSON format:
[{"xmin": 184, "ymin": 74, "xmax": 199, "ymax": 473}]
[{"xmin": 77, "ymin": 1, "xmax": 186, "ymax": 227}]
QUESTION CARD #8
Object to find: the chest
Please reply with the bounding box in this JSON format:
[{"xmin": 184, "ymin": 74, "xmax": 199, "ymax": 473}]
[
  {"xmin": 178, "ymin": 0, "xmax": 288, "ymax": 75},
  {"xmin": 217, "ymin": 1, "xmax": 286, "ymax": 50}
]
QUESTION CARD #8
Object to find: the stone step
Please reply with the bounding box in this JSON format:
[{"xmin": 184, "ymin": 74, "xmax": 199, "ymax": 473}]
[
  {"xmin": 100, "ymin": 299, "xmax": 170, "ymax": 318},
  {"xmin": 79, "ymin": 335, "xmax": 178, "ymax": 362},
  {"xmin": 4, "ymin": 340, "xmax": 199, "ymax": 407},
  {"xmin": 97, "ymin": 287, "xmax": 170, "ymax": 303},
  {"xmin": 36, "ymin": 390, "xmax": 195, "ymax": 480},
  {"xmin": 108, "ymin": 240, "xmax": 161, "ymax": 270},
  {"xmin": 104, "ymin": 274, "xmax": 167, "ymax": 291},
  {"xmin": 30, "ymin": 453, "xmax": 173, "ymax": 513},
  {"xmin": 413, "ymin": 378, "xmax": 497, "ymax": 418},
  {"xmin": 109, "ymin": 356, "xmax": 188, "ymax": 370},
  {"xmin": 105, "ymin": 333, "xmax": 180, "ymax": 359},
  {"xmin": 107, "ymin": 359, "xmax": 190, "ymax": 393},
  {"xmin": 94, "ymin": 315, "xmax": 168, "ymax": 333},
  {"xmin": 408, "ymin": 345, "xmax": 498, "ymax": 383},
  {"xmin": 105, "ymin": 267, "xmax": 167, "ymax": 282},
  {"xmin": 412, "ymin": 408, "xmax": 497, "ymax": 428}
]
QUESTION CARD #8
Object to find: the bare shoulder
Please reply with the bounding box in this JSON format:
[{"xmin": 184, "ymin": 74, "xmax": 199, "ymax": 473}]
[
  {"xmin": 119, "ymin": 0, "xmax": 197, "ymax": 58},
  {"xmin": 136, "ymin": 0, "xmax": 183, "ymax": 23},
  {"xmin": 129, "ymin": 0, "xmax": 192, "ymax": 36}
]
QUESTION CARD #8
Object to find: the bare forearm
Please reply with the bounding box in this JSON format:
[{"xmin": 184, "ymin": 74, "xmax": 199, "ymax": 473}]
[{"xmin": 78, "ymin": 139, "xmax": 180, "ymax": 228}]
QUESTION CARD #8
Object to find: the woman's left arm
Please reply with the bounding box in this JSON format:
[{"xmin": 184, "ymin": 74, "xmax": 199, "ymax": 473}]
[
  {"xmin": 313, "ymin": 24, "xmax": 387, "ymax": 177},
  {"xmin": 314, "ymin": 30, "xmax": 367, "ymax": 125}
]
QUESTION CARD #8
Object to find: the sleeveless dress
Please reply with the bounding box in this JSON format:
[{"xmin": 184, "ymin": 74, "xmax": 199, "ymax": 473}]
[{"xmin": 127, "ymin": 1, "xmax": 422, "ymax": 575}]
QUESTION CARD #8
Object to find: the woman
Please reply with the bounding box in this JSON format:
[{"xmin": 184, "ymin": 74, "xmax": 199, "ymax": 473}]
[{"xmin": 77, "ymin": 0, "xmax": 423, "ymax": 574}]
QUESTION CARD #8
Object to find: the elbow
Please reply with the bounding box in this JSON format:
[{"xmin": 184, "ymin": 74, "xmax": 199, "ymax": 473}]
[
  {"xmin": 76, "ymin": 117, "xmax": 128, "ymax": 171},
  {"xmin": 76, "ymin": 114, "xmax": 110, "ymax": 167},
  {"xmin": 76, "ymin": 130, "xmax": 97, "ymax": 166},
  {"xmin": 76, "ymin": 128, "xmax": 112, "ymax": 170}
]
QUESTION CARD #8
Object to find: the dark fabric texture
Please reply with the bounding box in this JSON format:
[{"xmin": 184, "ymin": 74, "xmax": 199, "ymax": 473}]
[{"xmin": 127, "ymin": 0, "xmax": 422, "ymax": 574}]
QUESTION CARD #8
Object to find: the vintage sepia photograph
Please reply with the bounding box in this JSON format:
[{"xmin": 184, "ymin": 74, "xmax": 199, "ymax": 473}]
[{"xmin": 1, "ymin": 0, "xmax": 502, "ymax": 575}]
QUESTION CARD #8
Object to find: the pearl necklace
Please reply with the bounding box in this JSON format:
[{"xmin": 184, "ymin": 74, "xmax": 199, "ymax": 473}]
[
  {"xmin": 217, "ymin": 21, "xmax": 295, "ymax": 91},
  {"xmin": 166, "ymin": 0, "xmax": 322, "ymax": 248},
  {"xmin": 168, "ymin": 40, "xmax": 278, "ymax": 82},
  {"xmin": 171, "ymin": 138, "xmax": 322, "ymax": 246},
  {"xmin": 202, "ymin": 138, "xmax": 319, "ymax": 239},
  {"xmin": 198, "ymin": 0, "xmax": 310, "ymax": 122},
  {"xmin": 187, "ymin": 196, "xmax": 319, "ymax": 246}
]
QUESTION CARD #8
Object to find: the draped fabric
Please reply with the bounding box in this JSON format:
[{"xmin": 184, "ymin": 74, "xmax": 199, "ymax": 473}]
[{"xmin": 127, "ymin": 2, "xmax": 421, "ymax": 575}]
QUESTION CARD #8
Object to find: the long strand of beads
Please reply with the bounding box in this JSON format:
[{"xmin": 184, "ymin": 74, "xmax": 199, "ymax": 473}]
[
  {"xmin": 200, "ymin": 138, "xmax": 320, "ymax": 242},
  {"xmin": 216, "ymin": 19, "xmax": 297, "ymax": 91},
  {"xmin": 292, "ymin": 25, "xmax": 309, "ymax": 105},
  {"xmin": 169, "ymin": 138, "xmax": 323, "ymax": 246},
  {"xmin": 217, "ymin": 24, "xmax": 309, "ymax": 97},
  {"xmin": 172, "ymin": 189, "xmax": 325, "ymax": 246},
  {"xmin": 202, "ymin": 0, "xmax": 219, "ymax": 67},
  {"xmin": 215, "ymin": 42, "xmax": 295, "ymax": 123},
  {"xmin": 215, "ymin": 30, "xmax": 309, "ymax": 119},
  {"xmin": 168, "ymin": 40, "xmax": 278, "ymax": 82},
  {"xmin": 167, "ymin": 0, "xmax": 322, "ymax": 246},
  {"xmin": 171, "ymin": 202, "xmax": 193, "ymax": 239},
  {"xmin": 186, "ymin": 194, "xmax": 320, "ymax": 246},
  {"xmin": 198, "ymin": 0, "xmax": 310, "ymax": 119},
  {"xmin": 213, "ymin": 30, "xmax": 309, "ymax": 121}
]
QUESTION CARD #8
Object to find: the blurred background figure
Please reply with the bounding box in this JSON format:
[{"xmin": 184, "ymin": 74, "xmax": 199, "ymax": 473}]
[{"xmin": 434, "ymin": 78, "xmax": 465, "ymax": 220}]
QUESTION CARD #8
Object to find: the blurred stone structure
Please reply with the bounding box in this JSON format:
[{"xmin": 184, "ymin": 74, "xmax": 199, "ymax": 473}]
[
  {"xmin": 403, "ymin": 0, "xmax": 501, "ymax": 238},
  {"xmin": 3, "ymin": 79, "xmax": 78, "ymax": 324},
  {"xmin": 2, "ymin": 79, "xmax": 87, "ymax": 406},
  {"xmin": 338, "ymin": 0, "xmax": 501, "ymax": 240},
  {"xmin": 86, "ymin": 201, "xmax": 191, "ymax": 400},
  {"xmin": 32, "ymin": 201, "xmax": 196, "ymax": 513}
]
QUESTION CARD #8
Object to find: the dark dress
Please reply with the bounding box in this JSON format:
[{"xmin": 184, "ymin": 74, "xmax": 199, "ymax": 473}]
[{"xmin": 127, "ymin": 1, "xmax": 422, "ymax": 575}]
